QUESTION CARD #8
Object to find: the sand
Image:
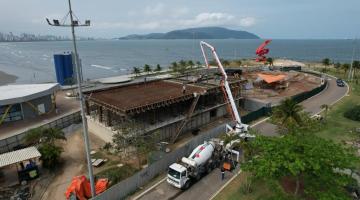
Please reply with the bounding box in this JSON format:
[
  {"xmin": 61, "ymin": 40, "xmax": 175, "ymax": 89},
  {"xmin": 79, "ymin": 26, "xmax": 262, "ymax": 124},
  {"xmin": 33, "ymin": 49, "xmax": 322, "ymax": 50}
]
[{"xmin": 0, "ymin": 71, "xmax": 17, "ymax": 86}]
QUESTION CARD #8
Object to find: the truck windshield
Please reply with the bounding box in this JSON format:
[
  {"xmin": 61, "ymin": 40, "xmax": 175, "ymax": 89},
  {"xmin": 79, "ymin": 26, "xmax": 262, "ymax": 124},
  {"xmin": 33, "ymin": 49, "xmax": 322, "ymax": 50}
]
[{"xmin": 168, "ymin": 168, "xmax": 181, "ymax": 179}]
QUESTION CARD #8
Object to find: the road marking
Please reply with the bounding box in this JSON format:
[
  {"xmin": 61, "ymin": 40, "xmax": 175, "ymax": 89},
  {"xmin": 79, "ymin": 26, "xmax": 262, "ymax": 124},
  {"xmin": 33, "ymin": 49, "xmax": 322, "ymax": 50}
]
[{"xmin": 132, "ymin": 177, "xmax": 167, "ymax": 200}]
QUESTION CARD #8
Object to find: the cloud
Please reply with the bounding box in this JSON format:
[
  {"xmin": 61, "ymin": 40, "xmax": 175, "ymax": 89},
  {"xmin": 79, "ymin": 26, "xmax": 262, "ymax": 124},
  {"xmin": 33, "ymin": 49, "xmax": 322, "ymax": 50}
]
[
  {"xmin": 240, "ymin": 17, "xmax": 256, "ymax": 27},
  {"xmin": 94, "ymin": 12, "xmax": 256, "ymax": 31},
  {"xmin": 144, "ymin": 3, "xmax": 164, "ymax": 16},
  {"xmin": 179, "ymin": 12, "xmax": 235, "ymax": 26}
]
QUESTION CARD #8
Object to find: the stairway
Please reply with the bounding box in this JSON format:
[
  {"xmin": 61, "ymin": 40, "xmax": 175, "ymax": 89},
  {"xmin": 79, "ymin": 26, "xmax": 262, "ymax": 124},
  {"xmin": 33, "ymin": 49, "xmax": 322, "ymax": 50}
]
[{"xmin": 172, "ymin": 94, "xmax": 201, "ymax": 143}]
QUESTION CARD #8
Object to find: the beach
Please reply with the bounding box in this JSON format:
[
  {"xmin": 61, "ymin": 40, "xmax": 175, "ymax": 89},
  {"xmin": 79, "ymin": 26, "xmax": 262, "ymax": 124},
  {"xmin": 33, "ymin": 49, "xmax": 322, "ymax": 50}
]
[{"xmin": 0, "ymin": 71, "xmax": 17, "ymax": 86}]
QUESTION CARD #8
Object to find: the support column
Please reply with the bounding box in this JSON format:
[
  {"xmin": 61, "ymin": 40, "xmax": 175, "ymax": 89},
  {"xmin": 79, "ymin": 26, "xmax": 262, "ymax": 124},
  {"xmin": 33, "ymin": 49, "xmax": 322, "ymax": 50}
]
[
  {"xmin": 99, "ymin": 106, "xmax": 103, "ymax": 123},
  {"xmin": 107, "ymin": 109, "xmax": 112, "ymax": 127},
  {"xmin": 85, "ymin": 100, "xmax": 90, "ymax": 115}
]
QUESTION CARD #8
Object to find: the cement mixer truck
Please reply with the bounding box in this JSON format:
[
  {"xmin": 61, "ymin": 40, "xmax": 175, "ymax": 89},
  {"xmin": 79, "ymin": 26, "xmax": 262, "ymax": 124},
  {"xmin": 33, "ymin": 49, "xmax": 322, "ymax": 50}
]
[{"xmin": 167, "ymin": 140, "xmax": 224, "ymax": 189}]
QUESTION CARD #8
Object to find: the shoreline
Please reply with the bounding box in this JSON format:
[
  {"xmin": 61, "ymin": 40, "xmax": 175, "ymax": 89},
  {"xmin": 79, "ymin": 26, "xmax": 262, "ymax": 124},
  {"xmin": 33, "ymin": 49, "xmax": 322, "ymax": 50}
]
[{"xmin": 0, "ymin": 71, "xmax": 17, "ymax": 86}]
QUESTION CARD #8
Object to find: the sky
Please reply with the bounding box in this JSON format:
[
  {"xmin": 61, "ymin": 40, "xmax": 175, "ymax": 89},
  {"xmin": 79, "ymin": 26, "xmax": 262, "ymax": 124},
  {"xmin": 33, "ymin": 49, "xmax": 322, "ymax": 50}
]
[{"xmin": 0, "ymin": 0, "xmax": 359, "ymax": 39}]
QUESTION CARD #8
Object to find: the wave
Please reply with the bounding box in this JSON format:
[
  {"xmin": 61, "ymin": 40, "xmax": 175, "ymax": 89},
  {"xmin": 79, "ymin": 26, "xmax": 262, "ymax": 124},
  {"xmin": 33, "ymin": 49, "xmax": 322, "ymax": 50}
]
[{"xmin": 91, "ymin": 64, "xmax": 112, "ymax": 70}]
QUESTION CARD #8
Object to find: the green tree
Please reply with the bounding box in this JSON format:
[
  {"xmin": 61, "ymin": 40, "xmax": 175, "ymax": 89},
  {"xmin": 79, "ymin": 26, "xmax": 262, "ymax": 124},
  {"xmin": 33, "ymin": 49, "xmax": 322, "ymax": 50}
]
[
  {"xmin": 179, "ymin": 60, "xmax": 187, "ymax": 67},
  {"xmin": 196, "ymin": 61, "xmax": 201, "ymax": 67},
  {"xmin": 242, "ymin": 133, "xmax": 358, "ymax": 199},
  {"xmin": 143, "ymin": 64, "xmax": 152, "ymax": 74},
  {"xmin": 171, "ymin": 62, "xmax": 178, "ymax": 73},
  {"xmin": 155, "ymin": 64, "xmax": 162, "ymax": 72},
  {"xmin": 235, "ymin": 59, "xmax": 242, "ymax": 66},
  {"xmin": 334, "ymin": 62, "xmax": 342, "ymax": 73},
  {"xmin": 222, "ymin": 59, "xmax": 230, "ymax": 67},
  {"xmin": 342, "ymin": 63, "xmax": 350, "ymax": 74},
  {"xmin": 322, "ymin": 58, "xmax": 331, "ymax": 72},
  {"xmin": 266, "ymin": 57, "xmax": 274, "ymax": 66},
  {"xmin": 320, "ymin": 104, "xmax": 330, "ymax": 120},
  {"xmin": 187, "ymin": 60, "xmax": 194, "ymax": 69},
  {"xmin": 352, "ymin": 60, "xmax": 360, "ymax": 81},
  {"xmin": 24, "ymin": 127, "xmax": 66, "ymax": 169},
  {"xmin": 272, "ymin": 98, "xmax": 303, "ymax": 130},
  {"xmin": 132, "ymin": 67, "xmax": 141, "ymax": 76}
]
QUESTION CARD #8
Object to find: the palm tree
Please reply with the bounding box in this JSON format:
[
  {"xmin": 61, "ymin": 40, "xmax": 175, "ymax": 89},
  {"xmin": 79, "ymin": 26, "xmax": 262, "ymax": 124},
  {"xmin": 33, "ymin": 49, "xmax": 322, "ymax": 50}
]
[
  {"xmin": 171, "ymin": 62, "xmax": 178, "ymax": 73},
  {"xmin": 352, "ymin": 60, "xmax": 360, "ymax": 81},
  {"xmin": 196, "ymin": 61, "xmax": 201, "ymax": 67},
  {"xmin": 266, "ymin": 57, "xmax": 274, "ymax": 66},
  {"xmin": 133, "ymin": 67, "xmax": 141, "ymax": 76},
  {"xmin": 187, "ymin": 60, "xmax": 194, "ymax": 69},
  {"xmin": 179, "ymin": 60, "xmax": 187, "ymax": 67},
  {"xmin": 235, "ymin": 59, "xmax": 242, "ymax": 66},
  {"xmin": 222, "ymin": 59, "xmax": 230, "ymax": 67},
  {"xmin": 334, "ymin": 62, "xmax": 341, "ymax": 73},
  {"xmin": 322, "ymin": 58, "xmax": 331, "ymax": 72},
  {"xmin": 342, "ymin": 63, "xmax": 350, "ymax": 75},
  {"xmin": 320, "ymin": 104, "xmax": 330, "ymax": 120},
  {"xmin": 143, "ymin": 64, "xmax": 152, "ymax": 74},
  {"xmin": 155, "ymin": 64, "xmax": 162, "ymax": 72},
  {"xmin": 273, "ymin": 98, "xmax": 304, "ymax": 128}
]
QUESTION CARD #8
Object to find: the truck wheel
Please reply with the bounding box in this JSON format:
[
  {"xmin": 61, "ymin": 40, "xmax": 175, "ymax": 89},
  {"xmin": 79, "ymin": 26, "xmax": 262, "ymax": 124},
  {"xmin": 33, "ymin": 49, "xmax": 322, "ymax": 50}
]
[{"xmin": 182, "ymin": 181, "xmax": 190, "ymax": 190}]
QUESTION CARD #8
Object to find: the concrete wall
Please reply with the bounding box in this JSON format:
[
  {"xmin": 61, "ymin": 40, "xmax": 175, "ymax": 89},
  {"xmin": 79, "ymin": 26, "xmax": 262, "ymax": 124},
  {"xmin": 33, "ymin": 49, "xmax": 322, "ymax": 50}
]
[
  {"xmin": 242, "ymin": 98, "xmax": 269, "ymax": 112},
  {"xmin": 0, "ymin": 111, "xmax": 81, "ymax": 153},
  {"xmin": 87, "ymin": 117, "xmax": 114, "ymax": 143},
  {"xmin": 21, "ymin": 94, "xmax": 53, "ymax": 119}
]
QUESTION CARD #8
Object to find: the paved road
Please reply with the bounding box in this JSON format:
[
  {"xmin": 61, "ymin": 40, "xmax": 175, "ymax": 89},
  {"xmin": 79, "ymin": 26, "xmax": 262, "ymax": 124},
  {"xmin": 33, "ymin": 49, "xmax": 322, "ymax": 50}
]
[{"xmin": 134, "ymin": 76, "xmax": 348, "ymax": 200}]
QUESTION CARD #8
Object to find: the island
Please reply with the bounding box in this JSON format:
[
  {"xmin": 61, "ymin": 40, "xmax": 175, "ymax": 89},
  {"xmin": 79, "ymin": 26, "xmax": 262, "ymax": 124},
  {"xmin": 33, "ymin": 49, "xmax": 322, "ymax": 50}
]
[{"xmin": 117, "ymin": 27, "xmax": 260, "ymax": 40}]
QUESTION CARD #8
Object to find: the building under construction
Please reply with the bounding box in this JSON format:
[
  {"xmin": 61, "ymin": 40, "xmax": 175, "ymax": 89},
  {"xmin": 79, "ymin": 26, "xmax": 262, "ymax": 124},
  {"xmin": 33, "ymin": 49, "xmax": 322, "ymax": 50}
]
[{"xmin": 84, "ymin": 75, "xmax": 245, "ymax": 144}]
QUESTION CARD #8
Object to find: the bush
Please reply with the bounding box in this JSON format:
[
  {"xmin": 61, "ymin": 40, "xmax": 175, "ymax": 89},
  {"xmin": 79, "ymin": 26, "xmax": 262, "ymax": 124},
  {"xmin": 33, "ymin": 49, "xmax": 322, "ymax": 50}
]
[
  {"xmin": 96, "ymin": 165, "xmax": 138, "ymax": 186},
  {"xmin": 344, "ymin": 105, "xmax": 360, "ymax": 121},
  {"xmin": 38, "ymin": 143, "xmax": 63, "ymax": 169}
]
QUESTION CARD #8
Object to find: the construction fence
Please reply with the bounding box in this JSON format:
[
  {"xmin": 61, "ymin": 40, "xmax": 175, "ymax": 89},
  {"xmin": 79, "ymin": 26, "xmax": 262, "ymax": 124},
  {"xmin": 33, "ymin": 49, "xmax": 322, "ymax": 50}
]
[
  {"xmin": 92, "ymin": 124, "xmax": 227, "ymax": 200},
  {"xmin": 0, "ymin": 111, "xmax": 81, "ymax": 153}
]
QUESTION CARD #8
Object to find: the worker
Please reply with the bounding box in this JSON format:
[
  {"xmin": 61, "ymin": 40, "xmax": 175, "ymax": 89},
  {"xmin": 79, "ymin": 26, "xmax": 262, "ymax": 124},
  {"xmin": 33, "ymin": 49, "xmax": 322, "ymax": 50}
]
[
  {"xmin": 182, "ymin": 83, "xmax": 186, "ymax": 94},
  {"xmin": 221, "ymin": 167, "xmax": 225, "ymax": 180}
]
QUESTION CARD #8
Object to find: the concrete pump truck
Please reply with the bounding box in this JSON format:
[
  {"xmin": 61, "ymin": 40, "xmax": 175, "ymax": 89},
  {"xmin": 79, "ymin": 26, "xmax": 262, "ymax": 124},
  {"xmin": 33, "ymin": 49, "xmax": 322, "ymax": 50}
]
[{"xmin": 167, "ymin": 41, "xmax": 254, "ymax": 190}]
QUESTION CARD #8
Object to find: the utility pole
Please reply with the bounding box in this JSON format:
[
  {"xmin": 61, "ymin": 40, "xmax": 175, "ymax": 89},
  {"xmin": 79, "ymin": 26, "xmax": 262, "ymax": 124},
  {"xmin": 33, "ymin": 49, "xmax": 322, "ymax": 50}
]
[
  {"xmin": 348, "ymin": 39, "xmax": 357, "ymax": 82},
  {"xmin": 46, "ymin": 0, "xmax": 96, "ymax": 197}
]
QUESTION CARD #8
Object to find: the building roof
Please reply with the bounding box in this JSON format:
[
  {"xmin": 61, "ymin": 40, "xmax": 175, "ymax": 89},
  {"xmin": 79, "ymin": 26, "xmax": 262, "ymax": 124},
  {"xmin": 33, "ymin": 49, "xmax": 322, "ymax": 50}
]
[
  {"xmin": 0, "ymin": 83, "xmax": 59, "ymax": 106},
  {"xmin": 257, "ymin": 74, "xmax": 286, "ymax": 84},
  {"xmin": 87, "ymin": 80, "xmax": 207, "ymax": 115},
  {"xmin": 0, "ymin": 146, "xmax": 41, "ymax": 168}
]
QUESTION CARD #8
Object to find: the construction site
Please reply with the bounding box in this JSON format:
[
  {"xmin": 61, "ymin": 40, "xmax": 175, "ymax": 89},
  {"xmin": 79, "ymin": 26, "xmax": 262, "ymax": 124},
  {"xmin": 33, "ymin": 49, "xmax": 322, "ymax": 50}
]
[{"xmin": 84, "ymin": 67, "xmax": 322, "ymax": 146}]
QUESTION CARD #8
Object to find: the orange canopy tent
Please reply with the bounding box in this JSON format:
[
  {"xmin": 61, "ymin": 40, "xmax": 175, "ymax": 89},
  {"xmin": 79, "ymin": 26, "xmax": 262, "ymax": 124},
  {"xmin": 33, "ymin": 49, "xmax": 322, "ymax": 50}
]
[{"xmin": 257, "ymin": 74, "xmax": 286, "ymax": 84}]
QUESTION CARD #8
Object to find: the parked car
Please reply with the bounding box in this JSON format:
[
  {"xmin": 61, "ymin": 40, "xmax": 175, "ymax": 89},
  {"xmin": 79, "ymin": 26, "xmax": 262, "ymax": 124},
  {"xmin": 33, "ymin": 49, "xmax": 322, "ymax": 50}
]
[{"xmin": 337, "ymin": 80, "xmax": 345, "ymax": 87}]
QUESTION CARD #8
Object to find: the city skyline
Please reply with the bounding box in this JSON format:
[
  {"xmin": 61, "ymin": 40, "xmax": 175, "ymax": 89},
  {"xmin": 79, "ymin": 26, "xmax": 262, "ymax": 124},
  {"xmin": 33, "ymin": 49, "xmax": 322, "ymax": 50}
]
[{"xmin": 0, "ymin": 0, "xmax": 359, "ymax": 39}]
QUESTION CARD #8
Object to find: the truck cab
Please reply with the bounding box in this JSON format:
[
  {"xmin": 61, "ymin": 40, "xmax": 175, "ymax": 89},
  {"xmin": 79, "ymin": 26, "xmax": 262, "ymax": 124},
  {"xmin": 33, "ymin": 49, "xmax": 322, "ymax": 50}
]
[{"xmin": 167, "ymin": 163, "xmax": 189, "ymax": 189}]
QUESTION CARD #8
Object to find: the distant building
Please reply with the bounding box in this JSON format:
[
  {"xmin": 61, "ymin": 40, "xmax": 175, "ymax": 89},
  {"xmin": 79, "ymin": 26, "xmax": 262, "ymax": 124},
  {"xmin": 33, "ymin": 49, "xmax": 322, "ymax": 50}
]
[{"xmin": 0, "ymin": 83, "xmax": 59, "ymax": 124}]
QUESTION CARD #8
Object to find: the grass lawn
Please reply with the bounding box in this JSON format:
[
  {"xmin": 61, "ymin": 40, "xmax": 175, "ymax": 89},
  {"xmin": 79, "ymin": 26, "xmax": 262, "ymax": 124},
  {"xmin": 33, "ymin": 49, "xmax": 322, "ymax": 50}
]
[
  {"xmin": 313, "ymin": 67, "xmax": 360, "ymax": 143},
  {"xmin": 213, "ymin": 172, "xmax": 274, "ymax": 200}
]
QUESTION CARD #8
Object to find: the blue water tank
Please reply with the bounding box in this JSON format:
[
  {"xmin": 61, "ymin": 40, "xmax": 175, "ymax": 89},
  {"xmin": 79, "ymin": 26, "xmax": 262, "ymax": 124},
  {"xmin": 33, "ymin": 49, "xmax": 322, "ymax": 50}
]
[{"xmin": 54, "ymin": 53, "xmax": 74, "ymax": 85}]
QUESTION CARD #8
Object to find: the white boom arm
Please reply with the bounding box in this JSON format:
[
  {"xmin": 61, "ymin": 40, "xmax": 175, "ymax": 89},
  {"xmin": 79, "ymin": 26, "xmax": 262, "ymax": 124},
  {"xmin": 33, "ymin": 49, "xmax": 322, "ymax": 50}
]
[{"xmin": 200, "ymin": 41, "xmax": 247, "ymax": 134}]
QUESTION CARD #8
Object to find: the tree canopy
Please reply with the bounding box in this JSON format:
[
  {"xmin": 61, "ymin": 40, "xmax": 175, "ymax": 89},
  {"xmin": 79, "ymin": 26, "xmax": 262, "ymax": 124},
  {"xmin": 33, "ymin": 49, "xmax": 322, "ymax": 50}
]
[{"xmin": 242, "ymin": 133, "xmax": 359, "ymax": 199}]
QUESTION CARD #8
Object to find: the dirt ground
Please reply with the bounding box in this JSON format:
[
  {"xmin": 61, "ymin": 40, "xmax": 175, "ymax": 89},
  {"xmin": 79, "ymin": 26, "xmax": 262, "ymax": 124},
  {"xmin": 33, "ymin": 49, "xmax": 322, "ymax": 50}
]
[{"xmin": 38, "ymin": 125, "xmax": 105, "ymax": 200}]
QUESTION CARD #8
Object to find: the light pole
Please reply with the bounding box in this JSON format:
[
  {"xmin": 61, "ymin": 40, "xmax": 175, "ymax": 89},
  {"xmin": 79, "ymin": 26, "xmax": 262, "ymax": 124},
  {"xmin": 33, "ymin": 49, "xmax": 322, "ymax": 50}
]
[{"xmin": 46, "ymin": 0, "xmax": 96, "ymax": 197}]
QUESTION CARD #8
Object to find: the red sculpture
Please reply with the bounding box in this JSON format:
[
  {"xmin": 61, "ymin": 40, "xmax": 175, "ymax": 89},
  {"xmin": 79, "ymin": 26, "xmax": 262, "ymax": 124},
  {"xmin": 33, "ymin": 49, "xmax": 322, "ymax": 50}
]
[{"xmin": 255, "ymin": 40, "xmax": 272, "ymax": 62}]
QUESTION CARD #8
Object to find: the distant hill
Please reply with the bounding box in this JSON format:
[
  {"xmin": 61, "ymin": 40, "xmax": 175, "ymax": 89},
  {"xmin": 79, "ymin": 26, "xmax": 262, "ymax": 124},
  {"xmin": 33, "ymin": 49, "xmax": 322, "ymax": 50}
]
[{"xmin": 118, "ymin": 27, "xmax": 260, "ymax": 40}]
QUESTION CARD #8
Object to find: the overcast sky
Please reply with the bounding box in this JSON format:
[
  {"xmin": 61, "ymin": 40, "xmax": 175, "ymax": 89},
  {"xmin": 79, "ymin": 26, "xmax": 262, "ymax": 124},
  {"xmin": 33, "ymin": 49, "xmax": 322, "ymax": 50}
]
[{"xmin": 1, "ymin": 0, "xmax": 359, "ymax": 39}]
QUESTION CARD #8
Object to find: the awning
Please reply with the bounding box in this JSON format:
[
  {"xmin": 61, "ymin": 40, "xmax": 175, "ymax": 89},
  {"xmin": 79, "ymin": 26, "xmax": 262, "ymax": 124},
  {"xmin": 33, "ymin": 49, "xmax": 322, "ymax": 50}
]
[
  {"xmin": 257, "ymin": 74, "xmax": 286, "ymax": 84},
  {"xmin": 0, "ymin": 146, "xmax": 41, "ymax": 168}
]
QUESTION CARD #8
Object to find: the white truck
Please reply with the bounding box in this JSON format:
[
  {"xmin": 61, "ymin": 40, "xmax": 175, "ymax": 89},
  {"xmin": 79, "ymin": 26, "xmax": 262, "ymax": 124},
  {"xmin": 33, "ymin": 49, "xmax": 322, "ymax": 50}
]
[{"xmin": 167, "ymin": 140, "xmax": 224, "ymax": 189}]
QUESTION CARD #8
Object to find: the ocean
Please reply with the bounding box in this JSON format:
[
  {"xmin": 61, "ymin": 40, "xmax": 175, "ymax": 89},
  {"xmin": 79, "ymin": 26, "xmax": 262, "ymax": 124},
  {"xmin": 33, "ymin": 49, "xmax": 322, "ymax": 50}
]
[{"xmin": 0, "ymin": 39, "xmax": 358, "ymax": 84}]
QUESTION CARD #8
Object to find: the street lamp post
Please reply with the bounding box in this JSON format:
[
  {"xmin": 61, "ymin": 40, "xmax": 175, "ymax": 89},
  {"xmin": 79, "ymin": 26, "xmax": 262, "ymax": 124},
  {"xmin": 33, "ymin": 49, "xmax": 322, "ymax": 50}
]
[{"xmin": 46, "ymin": 0, "xmax": 96, "ymax": 197}]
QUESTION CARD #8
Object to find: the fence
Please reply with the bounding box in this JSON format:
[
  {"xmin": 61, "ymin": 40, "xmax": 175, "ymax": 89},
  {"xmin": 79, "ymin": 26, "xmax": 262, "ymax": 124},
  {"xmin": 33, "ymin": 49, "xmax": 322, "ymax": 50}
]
[
  {"xmin": 0, "ymin": 111, "xmax": 81, "ymax": 153},
  {"xmin": 92, "ymin": 124, "xmax": 226, "ymax": 200}
]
